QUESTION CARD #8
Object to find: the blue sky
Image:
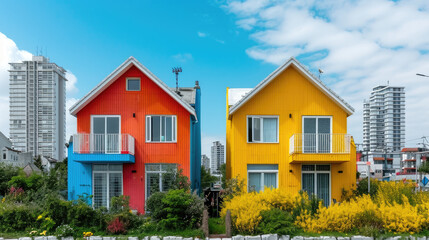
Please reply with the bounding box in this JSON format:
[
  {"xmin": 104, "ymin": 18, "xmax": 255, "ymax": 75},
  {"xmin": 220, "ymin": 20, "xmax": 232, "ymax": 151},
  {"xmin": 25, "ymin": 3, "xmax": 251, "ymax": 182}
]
[
  {"xmin": 0, "ymin": 0, "xmax": 282, "ymax": 154},
  {"xmin": 1, "ymin": 0, "xmax": 429, "ymax": 155}
]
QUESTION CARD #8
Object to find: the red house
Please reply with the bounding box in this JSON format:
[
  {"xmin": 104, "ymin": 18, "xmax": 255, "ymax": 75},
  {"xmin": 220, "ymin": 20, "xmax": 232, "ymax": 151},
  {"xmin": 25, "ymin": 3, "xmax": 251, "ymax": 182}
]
[{"xmin": 67, "ymin": 57, "xmax": 201, "ymax": 213}]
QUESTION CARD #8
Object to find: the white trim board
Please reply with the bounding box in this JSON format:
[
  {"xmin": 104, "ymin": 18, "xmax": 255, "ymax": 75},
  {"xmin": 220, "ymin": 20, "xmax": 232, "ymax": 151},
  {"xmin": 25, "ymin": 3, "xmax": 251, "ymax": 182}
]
[
  {"xmin": 228, "ymin": 57, "xmax": 354, "ymax": 118},
  {"xmin": 69, "ymin": 57, "xmax": 197, "ymax": 120}
]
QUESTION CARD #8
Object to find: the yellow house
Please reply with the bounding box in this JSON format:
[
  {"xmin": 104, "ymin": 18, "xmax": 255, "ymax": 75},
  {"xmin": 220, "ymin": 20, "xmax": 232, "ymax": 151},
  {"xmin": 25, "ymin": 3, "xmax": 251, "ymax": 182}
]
[{"xmin": 226, "ymin": 57, "xmax": 356, "ymax": 205}]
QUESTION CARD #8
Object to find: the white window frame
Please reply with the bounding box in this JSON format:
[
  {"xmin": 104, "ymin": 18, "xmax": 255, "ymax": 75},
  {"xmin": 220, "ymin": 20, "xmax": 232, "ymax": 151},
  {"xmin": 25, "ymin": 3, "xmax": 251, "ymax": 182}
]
[
  {"xmin": 302, "ymin": 116, "xmax": 333, "ymax": 153},
  {"xmin": 90, "ymin": 115, "xmax": 121, "ymax": 154},
  {"xmin": 126, "ymin": 77, "xmax": 141, "ymax": 91},
  {"xmin": 145, "ymin": 164, "xmax": 177, "ymax": 200},
  {"xmin": 301, "ymin": 164, "xmax": 331, "ymax": 206},
  {"xmin": 246, "ymin": 115, "xmax": 279, "ymax": 143},
  {"xmin": 247, "ymin": 169, "xmax": 279, "ymax": 192},
  {"xmin": 92, "ymin": 164, "xmax": 123, "ymax": 209},
  {"xmin": 145, "ymin": 115, "xmax": 177, "ymax": 143}
]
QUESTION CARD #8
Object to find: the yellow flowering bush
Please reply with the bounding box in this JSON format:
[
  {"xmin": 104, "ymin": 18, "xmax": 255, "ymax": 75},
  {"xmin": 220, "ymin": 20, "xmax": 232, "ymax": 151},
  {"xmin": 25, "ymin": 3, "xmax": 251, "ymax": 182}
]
[
  {"xmin": 221, "ymin": 188, "xmax": 300, "ymax": 233},
  {"xmin": 83, "ymin": 231, "xmax": 93, "ymax": 237},
  {"xmin": 224, "ymin": 180, "xmax": 429, "ymax": 234}
]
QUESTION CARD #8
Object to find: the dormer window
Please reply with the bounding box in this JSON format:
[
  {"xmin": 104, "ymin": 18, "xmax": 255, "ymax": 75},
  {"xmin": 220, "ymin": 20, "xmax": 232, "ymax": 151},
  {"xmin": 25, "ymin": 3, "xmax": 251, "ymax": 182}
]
[{"xmin": 126, "ymin": 78, "xmax": 140, "ymax": 91}]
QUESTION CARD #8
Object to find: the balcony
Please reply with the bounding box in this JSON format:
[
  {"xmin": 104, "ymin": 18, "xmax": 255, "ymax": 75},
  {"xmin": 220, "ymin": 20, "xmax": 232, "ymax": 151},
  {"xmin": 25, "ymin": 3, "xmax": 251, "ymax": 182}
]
[
  {"xmin": 72, "ymin": 133, "xmax": 135, "ymax": 163},
  {"xmin": 289, "ymin": 133, "xmax": 352, "ymax": 163}
]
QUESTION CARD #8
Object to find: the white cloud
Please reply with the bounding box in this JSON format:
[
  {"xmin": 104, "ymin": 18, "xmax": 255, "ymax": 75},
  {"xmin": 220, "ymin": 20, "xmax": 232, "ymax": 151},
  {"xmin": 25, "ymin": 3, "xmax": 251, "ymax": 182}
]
[
  {"xmin": 0, "ymin": 32, "xmax": 32, "ymax": 137},
  {"xmin": 66, "ymin": 98, "xmax": 78, "ymax": 142},
  {"xmin": 197, "ymin": 32, "xmax": 207, "ymax": 38},
  {"xmin": 173, "ymin": 53, "xmax": 193, "ymax": 63},
  {"xmin": 224, "ymin": 0, "xmax": 429, "ymax": 147},
  {"xmin": 0, "ymin": 32, "xmax": 79, "ymax": 147},
  {"xmin": 66, "ymin": 71, "xmax": 78, "ymax": 95}
]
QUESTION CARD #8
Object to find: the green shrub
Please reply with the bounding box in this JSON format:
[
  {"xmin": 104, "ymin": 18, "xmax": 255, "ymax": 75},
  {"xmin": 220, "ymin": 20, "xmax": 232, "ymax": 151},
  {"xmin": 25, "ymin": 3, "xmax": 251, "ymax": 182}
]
[
  {"xmin": 44, "ymin": 196, "xmax": 72, "ymax": 227},
  {"xmin": 67, "ymin": 200, "xmax": 105, "ymax": 230},
  {"xmin": 0, "ymin": 203, "xmax": 41, "ymax": 231},
  {"xmin": 110, "ymin": 195, "xmax": 131, "ymax": 214},
  {"xmin": 0, "ymin": 163, "xmax": 20, "ymax": 196},
  {"xmin": 146, "ymin": 189, "xmax": 203, "ymax": 230},
  {"xmin": 256, "ymin": 209, "xmax": 297, "ymax": 235},
  {"xmin": 355, "ymin": 178, "xmax": 379, "ymax": 197}
]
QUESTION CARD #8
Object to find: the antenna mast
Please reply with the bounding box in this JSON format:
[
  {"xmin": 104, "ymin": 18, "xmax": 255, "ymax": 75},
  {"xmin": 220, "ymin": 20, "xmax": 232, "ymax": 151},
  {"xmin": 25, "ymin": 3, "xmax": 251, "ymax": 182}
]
[{"xmin": 172, "ymin": 67, "xmax": 182, "ymax": 93}]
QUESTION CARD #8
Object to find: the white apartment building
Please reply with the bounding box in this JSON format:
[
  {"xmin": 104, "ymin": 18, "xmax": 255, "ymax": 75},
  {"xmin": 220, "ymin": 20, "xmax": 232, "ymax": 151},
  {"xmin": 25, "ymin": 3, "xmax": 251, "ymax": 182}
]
[
  {"xmin": 363, "ymin": 85, "xmax": 405, "ymax": 152},
  {"xmin": 9, "ymin": 56, "xmax": 66, "ymax": 161},
  {"xmin": 210, "ymin": 141, "xmax": 224, "ymax": 174}
]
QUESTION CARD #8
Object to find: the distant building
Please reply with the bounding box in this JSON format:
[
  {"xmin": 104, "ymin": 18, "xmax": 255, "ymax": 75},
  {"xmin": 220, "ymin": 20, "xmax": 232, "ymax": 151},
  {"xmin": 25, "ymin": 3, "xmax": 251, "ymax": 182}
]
[
  {"xmin": 0, "ymin": 131, "xmax": 34, "ymax": 168},
  {"xmin": 201, "ymin": 154, "xmax": 210, "ymax": 170},
  {"xmin": 9, "ymin": 55, "xmax": 67, "ymax": 161},
  {"xmin": 363, "ymin": 85, "xmax": 405, "ymax": 152},
  {"xmin": 211, "ymin": 141, "xmax": 224, "ymax": 174}
]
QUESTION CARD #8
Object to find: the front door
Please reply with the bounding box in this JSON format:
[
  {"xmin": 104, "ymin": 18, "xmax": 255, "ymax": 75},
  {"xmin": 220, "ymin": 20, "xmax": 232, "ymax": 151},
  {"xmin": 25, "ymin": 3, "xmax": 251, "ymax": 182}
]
[{"xmin": 302, "ymin": 164, "xmax": 331, "ymax": 206}]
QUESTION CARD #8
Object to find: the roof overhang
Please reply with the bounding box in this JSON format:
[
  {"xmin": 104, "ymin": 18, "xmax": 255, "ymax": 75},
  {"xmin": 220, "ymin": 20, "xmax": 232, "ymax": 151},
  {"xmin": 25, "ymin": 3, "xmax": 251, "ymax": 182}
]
[
  {"xmin": 228, "ymin": 57, "xmax": 354, "ymax": 118},
  {"xmin": 69, "ymin": 57, "xmax": 197, "ymax": 120}
]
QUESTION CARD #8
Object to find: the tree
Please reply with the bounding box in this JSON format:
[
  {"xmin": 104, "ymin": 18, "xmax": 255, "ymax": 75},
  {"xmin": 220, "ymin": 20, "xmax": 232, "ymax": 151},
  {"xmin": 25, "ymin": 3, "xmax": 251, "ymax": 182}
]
[
  {"xmin": 419, "ymin": 160, "xmax": 429, "ymax": 174},
  {"xmin": 200, "ymin": 165, "xmax": 217, "ymax": 189},
  {"xmin": 220, "ymin": 163, "xmax": 226, "ymax": 188},
  {"xmin": 0, "ymin": 163, "xmax": 20, "ymax": 195}
]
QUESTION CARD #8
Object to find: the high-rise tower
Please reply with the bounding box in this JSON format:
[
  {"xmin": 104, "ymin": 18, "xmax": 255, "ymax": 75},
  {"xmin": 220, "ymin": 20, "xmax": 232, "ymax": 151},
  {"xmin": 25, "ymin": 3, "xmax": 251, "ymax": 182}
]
[{"xmin": 9, "ymin": 56, "xmax": 66, "ymax": 160}]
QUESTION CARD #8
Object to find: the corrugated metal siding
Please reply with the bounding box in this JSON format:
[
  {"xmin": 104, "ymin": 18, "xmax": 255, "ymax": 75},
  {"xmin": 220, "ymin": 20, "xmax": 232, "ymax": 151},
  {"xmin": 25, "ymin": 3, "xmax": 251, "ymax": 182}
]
[
  {"xmin": 227, "ymin": 66, "xmax": 356, "ymax": 200},
  {"xmin": 76, "ymin": 65, "xmax": 191, "ymax": 213}
]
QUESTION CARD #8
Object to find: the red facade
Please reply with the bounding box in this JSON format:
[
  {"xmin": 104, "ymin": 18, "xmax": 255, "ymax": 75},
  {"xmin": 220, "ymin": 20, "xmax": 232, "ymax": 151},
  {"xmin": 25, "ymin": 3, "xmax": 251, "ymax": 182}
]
[{"xmin": 76, "ymin": 65, "xmax": 191, "ymax": 213}]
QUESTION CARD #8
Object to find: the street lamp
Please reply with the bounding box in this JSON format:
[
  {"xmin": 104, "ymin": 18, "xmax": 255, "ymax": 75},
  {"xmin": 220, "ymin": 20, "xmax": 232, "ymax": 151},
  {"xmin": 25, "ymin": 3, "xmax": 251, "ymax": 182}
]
[{"xmin": 416, "ymin": 73, "xmax": 429, "ymax": 77}]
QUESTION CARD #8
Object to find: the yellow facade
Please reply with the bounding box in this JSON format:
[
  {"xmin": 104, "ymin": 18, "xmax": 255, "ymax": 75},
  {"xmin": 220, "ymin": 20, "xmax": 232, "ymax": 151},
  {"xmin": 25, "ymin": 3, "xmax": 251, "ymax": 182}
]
[{"xmin": 226, "ymin": 60, "xmax": 356, "ymax": 204}]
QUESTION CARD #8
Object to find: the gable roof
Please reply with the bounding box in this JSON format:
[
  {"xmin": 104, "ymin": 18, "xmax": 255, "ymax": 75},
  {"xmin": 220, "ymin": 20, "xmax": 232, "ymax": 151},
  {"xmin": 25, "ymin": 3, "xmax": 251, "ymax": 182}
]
[
  {"xmin": 228, "ymin": 57, "xmax": 354, "ymax": 117},
  {"xmin": 69, "ymin": 57, "xmax": 197, "ymax": 119}
]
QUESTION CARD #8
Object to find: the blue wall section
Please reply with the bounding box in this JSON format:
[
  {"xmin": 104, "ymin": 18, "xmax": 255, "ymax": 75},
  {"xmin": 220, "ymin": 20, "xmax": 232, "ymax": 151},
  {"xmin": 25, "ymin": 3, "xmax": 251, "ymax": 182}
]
[
  {"xmin": 67, "ymin": 141, "xmax": 93, "ymax": 203},
  {"xmin": 190, "ymin": 86, "xmax": 202, "ymax": 193}
]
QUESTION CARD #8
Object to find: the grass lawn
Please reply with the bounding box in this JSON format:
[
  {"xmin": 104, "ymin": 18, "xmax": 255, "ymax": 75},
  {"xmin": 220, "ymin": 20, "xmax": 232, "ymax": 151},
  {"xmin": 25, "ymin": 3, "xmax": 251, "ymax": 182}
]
[{"xmin": 209, "ymin": 217, "xmax": 225, "ymax": 235}]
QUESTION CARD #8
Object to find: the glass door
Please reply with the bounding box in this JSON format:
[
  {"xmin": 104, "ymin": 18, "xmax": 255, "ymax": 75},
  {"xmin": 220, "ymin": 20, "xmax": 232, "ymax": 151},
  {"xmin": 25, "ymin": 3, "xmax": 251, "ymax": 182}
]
[
  {"xmin": 302, "ymin": 164, "xmax": 331, "ymax": 206},
  {"xmin": 303, "ymin": 117, "xmax": 331, "ymax": 153},
  {"xmin": 92, "ymin": 116, "xmax": 120, "ymax": 153}
]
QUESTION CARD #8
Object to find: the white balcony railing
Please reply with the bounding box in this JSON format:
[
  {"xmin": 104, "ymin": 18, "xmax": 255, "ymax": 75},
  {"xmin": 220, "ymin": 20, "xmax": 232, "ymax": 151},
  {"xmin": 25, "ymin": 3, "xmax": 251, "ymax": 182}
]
[
  {"xmin": 73, "ymin": 133, "xmax": 135, "ymax": 155},
  {"xmin": 289, "ymin": 133, "xmax": 351, "ymax": 154}
]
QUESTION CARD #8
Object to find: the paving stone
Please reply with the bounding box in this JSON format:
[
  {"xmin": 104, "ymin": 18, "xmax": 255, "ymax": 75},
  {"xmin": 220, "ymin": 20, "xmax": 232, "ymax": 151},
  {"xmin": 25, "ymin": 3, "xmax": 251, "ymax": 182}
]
[
  {"xmin": 304, "ymin": 237, "xmax": 315, "ymax": 240},
  {"xmin": 350, "ymin": 236, "xmax": 372, "ymax": 240},
  {"xmin": 61, "ymin": 237, "xmax": 74, "ymax": 240},
  {"xmin": 222, "ymin": 238, "xmax": 232, "ymax": 240},
  {"xmin": 291, "ymin": 236, "xmax": 303, "ymax": 240},
  {"xmin": 19, "ymin": 237, "xmax": 32, "ymax": 240},
  {"xmin": 279, "ymin": 236, "xmax": 289, "ymax": 240},
  {"xmin": 261, "ymin": 235, "xmax": 277, "ymax": 240},
  {"xmin": 209, "ymin": 238, "xmax": 221, "ymax": 240},
  {"xmin": 336, "ymin": 237, "xmax": 350, "ymax": 240},
  {"xmin": 90, "ymin": 237, "xmax": 102, "ymax": 240},
  {"xmin": 417, "ymin": 237, "xmax": 426, "ymax": 240},
  {"xmin": 385, "ymin": 237, "xmax": 401, "ymax": 240},
  {"xmin": 128, "ymin": 237, "xmax": 139, "ymax": 240},
  {"xmin": 320, "ymin": 237, "xmax": 335, "ymax": 240},
  {"xmin": 245, "ymin": 236, "xmax": 261, "ymax": 240},
  {"xmin": 151, "ymin": 237, "xmax": 161, "ymax": 240},
  {"xmin": 232, "ymin": 236, "xmax": 245, "ymax": 240},
  {"xmin": 34, "ymin": 237, "xmax": 47, "ymax": 240},
  {"xmin": 48, "ymin": 237, "xmax": 58, "ymax": 240},
  {"xmin": 183, "ymin": 238, "xmax": 193, "ymax": 240},
  {"xmin": 142, "ymin": 237, "xmax": 149, "ymax": 240}
]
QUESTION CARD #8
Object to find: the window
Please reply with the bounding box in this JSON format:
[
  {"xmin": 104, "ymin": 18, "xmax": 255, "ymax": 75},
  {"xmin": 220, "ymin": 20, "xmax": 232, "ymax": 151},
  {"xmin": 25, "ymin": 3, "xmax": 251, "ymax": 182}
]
[
  {"xmin": 302, "ymin": 116, "xmax": 332, "ymax": 153},
  {"xmin": 146, "ymin": 116, "xmax": 177, "ymax": 142},
  {"xmin": 145, "ymin": 164, "xmax": 177, "ymax": 199},
  {"xmin": 247, "ymin": 116, "xmax": 278, "ymax": 143},
  {"xmin": 3, "ymin": 153, "xmax": 6, "ymax": 159},
  {"xmin": 126, "ymin": 78, "xmax": 140, "ymax": 91},
  {"xmin": 302, "ymin": 164, "xmax": 330, "ymax": 207},
  {"xmin": 247, "ymin": 164, "xmax": 278, "ymax": 192},
  {"xmin": 91, "ymin": 116, "xmax": 121, "ymax": 153},
  {"xmin": 92, "ymin": 164, "xmax": 123, "ymax": 209}
]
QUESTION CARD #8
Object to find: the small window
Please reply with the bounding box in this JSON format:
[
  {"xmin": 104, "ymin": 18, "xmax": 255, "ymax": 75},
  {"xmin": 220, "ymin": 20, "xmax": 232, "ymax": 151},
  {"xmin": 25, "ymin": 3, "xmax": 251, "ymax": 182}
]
[
  {"xmin": 126, "ymin": 78, "xmax": 140, "ymax": 91},
  {"xmin": 146, "ymin": 115, "xmax": 177, "ymax": 142},
  {"xmin": 247, "ymin": 164, "xmax": 278, "ymax": 192},
  {"xmin": 247, "ymin": 116, "xmax": 278, "ymax": 143}
]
